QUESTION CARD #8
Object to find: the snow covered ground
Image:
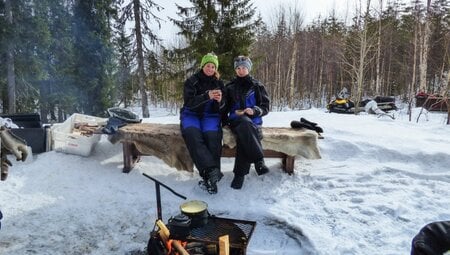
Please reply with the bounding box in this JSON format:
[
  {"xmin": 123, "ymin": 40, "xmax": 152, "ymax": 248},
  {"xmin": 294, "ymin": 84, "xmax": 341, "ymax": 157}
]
[{"xmin": 0, "ymin": 107, "xmax": 449, "ymax": 255}]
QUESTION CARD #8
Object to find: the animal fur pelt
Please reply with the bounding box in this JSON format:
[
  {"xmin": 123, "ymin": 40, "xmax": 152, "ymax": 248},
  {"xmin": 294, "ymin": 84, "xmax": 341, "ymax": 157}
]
[
  {"xmin": 110, "ymin": 123, "xmax": 321, "ymax": 171},
  {"xmin": 0, "ymin": 126, "xmax": 28, "ymax": 181},
  {"xmin": 109, "ymin": 123, "xmax": 194, "ymax": 171},
  {"xmin": 222, "ymin": 126, "xmax": 321, "ymax": 159}
]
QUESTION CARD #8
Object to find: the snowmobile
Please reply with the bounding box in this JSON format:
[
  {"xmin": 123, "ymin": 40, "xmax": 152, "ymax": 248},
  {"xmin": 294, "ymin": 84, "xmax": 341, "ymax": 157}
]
[
  {"xmin": 327, "ymin": 88, "xmax": 397, "ymax": 115},
  {"xmin": 327, "ymin": 98, "xmax": 356, "ymax": 114},
  {"xmin": 360, "ymin": 96, "xmax": 397, "ymax": 112},
  {"xmin": 327, "ymin": 87, "xmax": 356, "ymax": 114}
]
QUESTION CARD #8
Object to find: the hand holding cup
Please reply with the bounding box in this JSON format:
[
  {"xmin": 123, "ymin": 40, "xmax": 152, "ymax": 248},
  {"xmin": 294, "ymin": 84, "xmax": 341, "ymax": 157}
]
[{"xmin": 209, "ymin": 89, "xmax": 222, "ymax": 102}]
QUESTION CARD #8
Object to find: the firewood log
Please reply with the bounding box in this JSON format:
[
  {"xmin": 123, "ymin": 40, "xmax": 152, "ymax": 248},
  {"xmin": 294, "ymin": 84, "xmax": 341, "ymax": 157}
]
[{"xmin": 156, "ymin": 220, "xmax": 189, "ymax": 255}]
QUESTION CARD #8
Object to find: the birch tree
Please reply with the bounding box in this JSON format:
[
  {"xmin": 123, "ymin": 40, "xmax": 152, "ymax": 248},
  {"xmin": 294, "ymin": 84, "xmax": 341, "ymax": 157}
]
[
  {"xmin": 375, "ymin": 0, "xmax": 383, "ymax": 94},
  {"xmin": 286, "ymin": 8, "xmax": 302, "ymax": 109},
  {"xmin": 340, "ymin": 0, "xmax": 376, "ymax": 111},
  {"xmin": 418, "ymin": 0, "xmax": 432, "ymax": 92}
]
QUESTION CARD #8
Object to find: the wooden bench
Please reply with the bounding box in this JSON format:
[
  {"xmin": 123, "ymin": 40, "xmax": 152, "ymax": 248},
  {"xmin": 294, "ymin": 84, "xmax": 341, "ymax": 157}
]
[
  {"xmin": 122, "ymin": 141, "xmax": 296, "ymax": 174},
  {"xmin": 110, "ymin": 123, "xmax": 321, "ymax": 175}
]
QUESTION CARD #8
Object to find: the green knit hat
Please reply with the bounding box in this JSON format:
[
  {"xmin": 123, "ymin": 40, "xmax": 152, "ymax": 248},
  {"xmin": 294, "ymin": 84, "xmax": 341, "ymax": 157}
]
[{"xmin": 200, "ymin": 53, "xmax": 219, "ymax": 69}]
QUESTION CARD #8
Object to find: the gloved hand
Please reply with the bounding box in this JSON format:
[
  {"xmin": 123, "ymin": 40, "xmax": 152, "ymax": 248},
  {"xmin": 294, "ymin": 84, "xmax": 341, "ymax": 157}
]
[{"xmin": 0, "ymin": 126, "xmax": 28, "ymax": 162}]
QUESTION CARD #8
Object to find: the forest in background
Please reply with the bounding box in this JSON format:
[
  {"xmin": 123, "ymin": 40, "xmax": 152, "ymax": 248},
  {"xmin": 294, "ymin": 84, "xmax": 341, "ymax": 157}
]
[{"xmin": 0, "ymin": 0, "xmax": 449, "ymax": 122}]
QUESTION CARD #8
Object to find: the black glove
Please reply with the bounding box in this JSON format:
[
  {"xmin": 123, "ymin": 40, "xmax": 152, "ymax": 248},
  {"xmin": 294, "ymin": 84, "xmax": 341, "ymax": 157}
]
[
  {"xmin": 300, "ymin": 117, "xmax": 317, "ymax": 127},
  {"xmin": 291, "ymin": 118, "xmax": 323, "ymax": 134},
  {"xmin": 101, "ymin": 117, "xmax": 128, "ymax": 135}
]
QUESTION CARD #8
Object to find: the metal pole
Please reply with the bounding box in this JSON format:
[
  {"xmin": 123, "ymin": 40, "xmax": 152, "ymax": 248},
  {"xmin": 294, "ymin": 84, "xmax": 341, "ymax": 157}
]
[
  {"xmin": 155, "ymin": 183, "xmax": 162, "ymax": 220},
  {"xmin": 143, "ymin": 173, "xmax": 187, "ymax": 221}
]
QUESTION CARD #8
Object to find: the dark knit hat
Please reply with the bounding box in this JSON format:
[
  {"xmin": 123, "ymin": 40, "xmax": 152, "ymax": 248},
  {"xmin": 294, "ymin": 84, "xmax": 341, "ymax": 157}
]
[
  {"xmin": 200, "ymin": 53, "xmax": 219, "ymax": 69},
  {"xmin": 234, "ymin": 56, "xmax": 252, "ymax": 72}
]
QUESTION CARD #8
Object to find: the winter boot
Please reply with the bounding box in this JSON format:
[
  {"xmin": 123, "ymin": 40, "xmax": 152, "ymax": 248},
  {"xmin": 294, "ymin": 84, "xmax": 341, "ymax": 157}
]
[
  {"xmin": 255, "ymin": 160, "xmax": 269, "ymax": 176},
  {"xmin": 198, "ymin": 176, "xmax": 208, "ymax": 191},
  {"xmin": 204, "ymin": 168, "xmax": 223, "ymax": 194},
  {"xmin": 197, "ymin": 168, "xmax": 208, "ymax": 190},
  {"xmin": 230, "ymin": 175, "xmax": 245, "ymax": 189}
]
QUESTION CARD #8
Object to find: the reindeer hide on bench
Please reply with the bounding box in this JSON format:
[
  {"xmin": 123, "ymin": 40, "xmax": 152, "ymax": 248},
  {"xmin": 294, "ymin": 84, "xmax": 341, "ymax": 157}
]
[{"xmin": 109, "ymin": 123, "xmax": 321, "ymax": 172}]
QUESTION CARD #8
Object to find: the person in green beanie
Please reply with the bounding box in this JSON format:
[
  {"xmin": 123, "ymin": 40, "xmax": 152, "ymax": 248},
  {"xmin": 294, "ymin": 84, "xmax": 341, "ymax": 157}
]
[{"xmin": 180, "ymin": 53, "xmax": 225, "ymax": 194}]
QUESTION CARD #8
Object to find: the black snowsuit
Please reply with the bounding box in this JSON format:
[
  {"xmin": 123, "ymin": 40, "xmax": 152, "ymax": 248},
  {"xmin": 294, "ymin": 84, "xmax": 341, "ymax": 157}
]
[
  {"xmin": 180, "ymin": 71, "xmax": 225, "ymax": 178},
  {"xmin": 224, "ymin": 75, "xmax": 270, "ymax": 176}
]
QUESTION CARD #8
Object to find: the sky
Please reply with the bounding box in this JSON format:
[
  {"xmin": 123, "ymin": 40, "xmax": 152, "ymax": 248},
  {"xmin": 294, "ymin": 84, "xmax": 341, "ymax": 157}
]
[
  {"xmin": 152, "ymin": 0, "xmax": 350, "ymax": 44},
  {"xmin": 0, "ymin": 105, "xmax": 449, "ymax": 254},
  {"xmin": 151, "ymin": 0, "xmax": 411, "ymax": 44}
]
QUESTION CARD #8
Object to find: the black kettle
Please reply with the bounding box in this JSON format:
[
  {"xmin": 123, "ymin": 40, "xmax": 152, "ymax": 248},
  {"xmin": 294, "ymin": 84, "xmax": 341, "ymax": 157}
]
[{"xmin": 167, "ymin": 213, "xmax": 191, "ymax": 240}]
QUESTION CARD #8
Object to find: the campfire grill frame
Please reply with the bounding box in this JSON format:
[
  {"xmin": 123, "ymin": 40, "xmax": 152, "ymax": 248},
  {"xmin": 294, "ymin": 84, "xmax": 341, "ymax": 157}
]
[{"xmin": 185, "ymin": 216, "xmax": 257, "ymax": 255}]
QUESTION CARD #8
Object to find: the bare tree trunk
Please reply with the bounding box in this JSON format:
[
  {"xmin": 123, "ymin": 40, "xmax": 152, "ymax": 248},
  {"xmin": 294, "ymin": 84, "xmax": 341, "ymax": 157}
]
[
  {"xmin": 302, "ymin": 37, "xmax": 309, "ymax": 107},
  {"xmin": 418, "ymin": 0, "xmax": 432, "ymax": 93},
  {"xmin": 275, "ymin": 42, "xmax": 282, "ymax": 109},
  {"xmin": 354, "ymin": 0, "xmax": 372, "ymax": 113},
  {"xmin": 355, "ymin": 29, "xmax": 367, "ymax": 111},
  {"xmin": 288, "ymin": 38, "xmax": 298, "ymax": 108},
  {"xmin": 5, "ymin": 0, "xmax": 16, "ymax": 114},
  {"xmin": 381, "ymin": 51, "xmax": 386, "ymax": 95},
  {"xmin": 409, "ymin": 22, "xmax": 419, "ymax": 122},
  {"xmin": 444, "ymin": 70, "xmax": 449, "ymax": 124},
  {"xmin": 444, "ymin": 47, "xmax": 450, "ymax": 124},
  {"xmin": 375, "ymin": 0, "xmax": 383, "ymax": 95},
  {"xmin": 318, "ymin": 45, "xmax": 324, "ymax": 107},
  {"xmin": 133, "ymin": 0, "xmax": 150, "ymax": 118}
]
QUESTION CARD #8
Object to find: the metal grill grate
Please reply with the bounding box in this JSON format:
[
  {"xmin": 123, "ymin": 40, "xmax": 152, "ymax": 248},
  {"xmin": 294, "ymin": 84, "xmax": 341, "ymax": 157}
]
[{"xmin": 187, "ymin": 216, "xmax": 256, "ymax": 251}]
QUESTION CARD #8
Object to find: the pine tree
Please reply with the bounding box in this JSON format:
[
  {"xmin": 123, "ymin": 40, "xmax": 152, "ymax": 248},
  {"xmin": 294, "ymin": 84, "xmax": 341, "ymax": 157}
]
[
  {"xmin": 42, "ymin": 0, "xmax": 78, "ymax": 122},
  {"xmin": 117, "ymin": 0, "xmax": 163, "ymax": 118},
  {"xmin": 1, "ymin": 0, "xmax": 52, "ymax": 114},
  {"xmin": 170, "ymin": 0, "xmax": 218, "ymax": 75},
  {"xmin": 73, "ymin": 0, "xmax": 116, "ymax": 116},
  {"xmin": 216, "ymin": 0, "xmax": 262, "ymax": 80},
  {"xmin": 171, "ymin": 0, "xmax": 261, "ymax": 80},
  {"xmin": 114, "ymin": 26, "xmax": 134, "ymax": 107},
  {"xmin": 4, "ymin": 0, "xmax": 16, "ymax": 113},
  {"xmin": 0, "ymin": 1, "xmax": 5, "ymax": 108}
]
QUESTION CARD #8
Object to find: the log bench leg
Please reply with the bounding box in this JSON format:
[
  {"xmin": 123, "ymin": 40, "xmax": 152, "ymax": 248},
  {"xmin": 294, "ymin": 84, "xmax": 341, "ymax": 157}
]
[
  {"xmin": 122, "ymin": 141, "xmax": 140, "ymax": 173},
  {"xmin": 121, "ymin": 143, "xmax": 296, "ymax": 175},
  {"xmin": 262, "ymin": 150, "xmax": 295, "ymax": 175},
  {"xmin": 284, "ymin": 155, "xmax": 295, "ymax": 175}
]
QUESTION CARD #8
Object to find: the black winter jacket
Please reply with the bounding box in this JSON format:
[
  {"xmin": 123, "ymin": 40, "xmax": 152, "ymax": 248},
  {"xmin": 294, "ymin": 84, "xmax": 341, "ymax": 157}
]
[
  {"xmin": 181, "ymin": 71, "xmax": 225, "ymax": 115},
  {"xmin": 224, "ymin": 75, "xmax": 270, "ymax": 125},
  {"xmin": 411, "ymin": 221, "xmax": 450, "ymax": 255}
]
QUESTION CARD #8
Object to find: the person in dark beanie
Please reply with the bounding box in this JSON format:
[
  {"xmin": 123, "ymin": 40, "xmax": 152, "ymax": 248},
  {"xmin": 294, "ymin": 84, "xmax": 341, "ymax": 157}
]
[
  {"xmin": 223, "ymin": 55, "xmax": 270, "ymax": 189},
  {"xmin": 180, "ymin": 53, "xmax": 225, "ymax": 194}
]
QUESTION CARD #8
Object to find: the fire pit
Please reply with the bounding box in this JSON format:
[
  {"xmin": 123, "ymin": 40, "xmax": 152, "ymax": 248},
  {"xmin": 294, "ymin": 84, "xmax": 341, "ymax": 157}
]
[
  {"xmin": 143, "ymin": 173, "xmax": 257, "ymax": 255},
  {"xmin": 186, "ymin": 216, "xmax": 256, "ymax": 254}
]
